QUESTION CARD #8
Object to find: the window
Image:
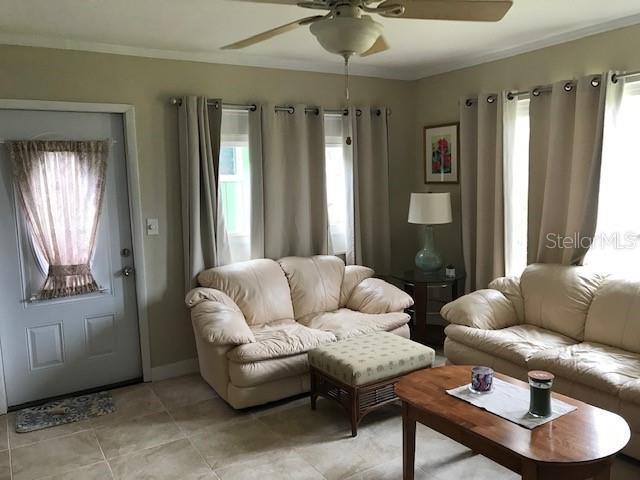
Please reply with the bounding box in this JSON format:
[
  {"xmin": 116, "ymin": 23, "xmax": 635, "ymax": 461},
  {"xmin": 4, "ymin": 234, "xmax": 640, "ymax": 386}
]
[
  {"xmin": 324, "ymin": 114, "xmax": 350, "ymax": 255},
  {"xmin": 585, "ymin": 79, "xmax": 640, "ymax": 273},
  {"xmin": 504, "ymin": 97, "xmax": 530, "ymax": 277},
  {"xmin": 220, "ymin": 111, "xmax": 251, "ymax": 262}
]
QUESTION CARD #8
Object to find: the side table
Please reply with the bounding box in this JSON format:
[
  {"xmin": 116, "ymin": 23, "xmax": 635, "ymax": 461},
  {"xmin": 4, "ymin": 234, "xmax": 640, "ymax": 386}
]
[{"xmin": 391, "ymin": 270, "xmax": 465, "ymax": 345}]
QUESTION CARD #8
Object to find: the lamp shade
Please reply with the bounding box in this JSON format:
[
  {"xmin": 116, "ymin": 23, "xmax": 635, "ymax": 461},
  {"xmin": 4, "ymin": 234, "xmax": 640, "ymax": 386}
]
[{"xmin": 408, "ymin": 192, "xmax": 452, "ymax": 225}]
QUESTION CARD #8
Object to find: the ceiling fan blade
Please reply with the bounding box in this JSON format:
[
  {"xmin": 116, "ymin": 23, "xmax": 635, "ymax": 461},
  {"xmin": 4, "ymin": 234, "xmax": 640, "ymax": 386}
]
[
  {"xmin": 381, "ymin": 0, "xmax": 513, "ymax": 21},
  {"xmin": 221, "ymin": 15, "xmax": 323, "ymax": 49},
  {"xmin": 360, "ymin": 35, "xmax": 390, "ymax": 57}
]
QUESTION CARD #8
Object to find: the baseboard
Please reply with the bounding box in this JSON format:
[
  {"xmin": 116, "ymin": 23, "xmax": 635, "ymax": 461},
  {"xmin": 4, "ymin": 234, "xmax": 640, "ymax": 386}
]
[{"xmin": 150, "ymin": 357, "xmax": 199, "ymax": 382}]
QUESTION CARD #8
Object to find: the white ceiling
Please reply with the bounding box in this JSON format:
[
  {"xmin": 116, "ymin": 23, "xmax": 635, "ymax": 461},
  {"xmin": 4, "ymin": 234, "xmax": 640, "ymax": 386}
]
[{"xmin": 1, "ymin": 0, "xmax": 640, "ymax": 80}]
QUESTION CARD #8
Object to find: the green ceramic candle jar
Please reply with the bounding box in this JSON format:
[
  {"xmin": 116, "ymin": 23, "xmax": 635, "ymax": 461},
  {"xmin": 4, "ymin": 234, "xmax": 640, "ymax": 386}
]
[{"xmin": 528, "ymin": 370, "xmax": 555, "ymax": 418}]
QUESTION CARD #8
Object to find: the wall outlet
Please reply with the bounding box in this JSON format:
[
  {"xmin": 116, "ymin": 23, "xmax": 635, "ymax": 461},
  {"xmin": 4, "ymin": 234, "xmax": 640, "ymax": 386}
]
[{"xmin": 146, "ymin": 218, "xmax": 159, "ymax": 236}]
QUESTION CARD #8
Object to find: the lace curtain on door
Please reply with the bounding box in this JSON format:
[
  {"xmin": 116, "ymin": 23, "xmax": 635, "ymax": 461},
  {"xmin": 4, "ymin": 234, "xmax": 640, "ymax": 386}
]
[{"xmin": 8, "ymin": 140, "xmax": 109, "ymax": 299}]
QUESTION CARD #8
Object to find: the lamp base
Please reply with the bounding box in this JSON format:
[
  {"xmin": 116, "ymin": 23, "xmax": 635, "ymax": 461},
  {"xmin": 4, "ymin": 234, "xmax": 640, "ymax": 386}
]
[
  {"xmin": 415, "ymin": 249, "xmax": 442, "ymax": 272},
  {"xmin": 415, "ymin": 225, "xmax": 442, "ymax": 272}
]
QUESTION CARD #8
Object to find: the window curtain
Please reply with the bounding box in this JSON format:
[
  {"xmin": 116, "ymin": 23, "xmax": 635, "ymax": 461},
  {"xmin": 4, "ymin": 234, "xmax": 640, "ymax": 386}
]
[
  {"xmin": 459, "ymin": 95, "xmax": 505, "ymax": 291},
  {"xmin": 248, "ymin": 104, "xmax": 265, "ymax": 259},
  {"xmin": 178, "ymin": 96, "xmax": 230, "ymax": 292},
  {"xmin": 262, "ymin": 104, "xmax": 328, "ymax": 258},
  {"xmin": 344, "ymin": 106, "xmax": 392, "ymax": 274},
  {"xmin": 528, "ymin": 76, "xmax": 606, "ymax": 265},
  {"xmin": 9, "ymin": 140, "xmax": 109, "ymax": 299}
]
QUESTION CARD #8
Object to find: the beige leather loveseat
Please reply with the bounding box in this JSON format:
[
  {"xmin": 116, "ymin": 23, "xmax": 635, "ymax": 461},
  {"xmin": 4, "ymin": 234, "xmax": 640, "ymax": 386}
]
[
  {"xmin": 441, "ymin": 263, "xmax": 640, "ymax": 459},
  {"xmin": 185, "ymin": 255, "xmax": 413, "ymax": 408}
]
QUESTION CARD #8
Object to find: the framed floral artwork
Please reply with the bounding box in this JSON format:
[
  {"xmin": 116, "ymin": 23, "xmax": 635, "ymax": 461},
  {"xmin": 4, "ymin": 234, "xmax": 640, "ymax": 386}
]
[{"xmin": 424, "ymin": 123, "xmax": 459, "ymax": 184}]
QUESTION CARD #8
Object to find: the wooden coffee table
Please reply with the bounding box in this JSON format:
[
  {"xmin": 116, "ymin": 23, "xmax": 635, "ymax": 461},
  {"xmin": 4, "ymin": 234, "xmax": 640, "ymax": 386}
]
[{"xmin": 395, "ymin": 366, "xmax": 631, "ymax": 480}]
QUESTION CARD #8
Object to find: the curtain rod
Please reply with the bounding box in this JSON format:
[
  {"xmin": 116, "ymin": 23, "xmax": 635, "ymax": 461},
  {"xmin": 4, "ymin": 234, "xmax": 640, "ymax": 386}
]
[
  {"xmin": 612, "ymin": 69, "xmax": 640, "ymax": 83},
  {"xmin": 0, "ymin": 139, "xmax": 118, "ymax": 145},
  {"xmin": 464, "ymin": 75, "xmax": 604, "ymax": 106},
  {"xmin": 168, "ymin": 97, "xmax": 391, "ymax": 116}
]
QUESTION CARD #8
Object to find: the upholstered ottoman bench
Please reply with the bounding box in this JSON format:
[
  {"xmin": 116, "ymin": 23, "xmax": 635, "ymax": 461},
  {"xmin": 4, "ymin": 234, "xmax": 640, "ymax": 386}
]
[{"xmin": 308, "ymin": 332, "xmax": 434, "ymax": 436}]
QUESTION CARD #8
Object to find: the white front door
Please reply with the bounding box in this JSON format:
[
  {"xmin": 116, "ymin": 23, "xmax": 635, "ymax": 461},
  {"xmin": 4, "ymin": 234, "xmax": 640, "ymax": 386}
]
[{"xmin": 0, "ymin": 109, "xmax": 142, "ymax": 407}]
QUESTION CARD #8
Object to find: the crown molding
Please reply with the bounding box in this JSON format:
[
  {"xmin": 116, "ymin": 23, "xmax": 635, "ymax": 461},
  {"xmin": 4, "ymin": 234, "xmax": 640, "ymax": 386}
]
[
  {"xmin": 407, "ymin": 13, "xmax": 640, "ymax": 80},
  {"xmin": 1, "ymin": 13, "xmax": 640, "ymax": 82},
  {"xmin": 0, "ymin": 32, "xmax": 408, "ymax": 80}
]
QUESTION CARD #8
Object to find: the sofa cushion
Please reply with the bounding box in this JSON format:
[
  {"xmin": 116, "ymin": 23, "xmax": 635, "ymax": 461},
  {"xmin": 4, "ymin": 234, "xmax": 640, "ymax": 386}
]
[
  {"xmin": 278, "ymin": 255, "xmax": 345, "ymax": 319},
  {"xmin": 520, "ymin": 264, "xmax": 606, "ymax": 341},
  {"xmin": 584, "ymin": 275, "xmax": 640, "ymax": 354},
  {"xmin": 299, "ymin": 308, "xmax": 409, "ymax": 340},
  {"xmin": 528, "ymin": 342, "xmax": 640, "ymax": 396},
  {"xmin": 228, "ymin": 354, "xmax": 309, "ymax": 387},
  {"xmin": 620, "ymin": 380, "xmax": 640, "ymax": 407},
  {"xmin": 340, "ymin": 265, "xmax": 374, "ymax": 306},
  {"xmin": 444, "ymin": 324, "xmax": 575, "ymax": 366},
  {"xmin": 308, "ymin": 332, "xmax": 434, "ymax": 386},
  {"xmin": 198, "ymin": 259, "xmax": 294, "ymax": 326},
  {"xmin": 227, "ymin": 320, "xmax": 336, "ymax": 363},
  {"xmin": 346, "ymin": 278, "xmax": 413, "ymax": 314}
]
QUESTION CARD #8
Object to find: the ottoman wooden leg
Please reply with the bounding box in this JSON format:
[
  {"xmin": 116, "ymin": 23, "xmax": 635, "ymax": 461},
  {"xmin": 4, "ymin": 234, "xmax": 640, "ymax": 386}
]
[
  {"xmin": 351, "ymin": 388, "xmax": 359, "ymax": 437},
  {"xmin": 310, "ymin": 368, "xmax": 317, "ymax": 410}
]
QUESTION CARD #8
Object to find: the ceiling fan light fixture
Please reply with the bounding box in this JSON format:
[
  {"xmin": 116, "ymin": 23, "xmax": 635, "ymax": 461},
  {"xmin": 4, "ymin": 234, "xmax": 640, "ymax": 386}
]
[{"xmin": 310, "ymin": 15, "xmax": 383, "ymax": 56}]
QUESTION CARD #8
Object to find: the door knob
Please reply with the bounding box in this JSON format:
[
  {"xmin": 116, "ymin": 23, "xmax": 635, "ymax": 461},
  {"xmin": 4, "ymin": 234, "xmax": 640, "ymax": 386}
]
[{"xmin": 121, "ymin": 266, "xmax": 135, "ymax": 277}]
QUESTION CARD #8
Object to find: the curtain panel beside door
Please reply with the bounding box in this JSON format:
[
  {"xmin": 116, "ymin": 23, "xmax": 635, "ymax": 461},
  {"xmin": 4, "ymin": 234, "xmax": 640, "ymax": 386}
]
[{"xmin": 178, "ymin": 96, "xmax": 230, "ymax": 292}]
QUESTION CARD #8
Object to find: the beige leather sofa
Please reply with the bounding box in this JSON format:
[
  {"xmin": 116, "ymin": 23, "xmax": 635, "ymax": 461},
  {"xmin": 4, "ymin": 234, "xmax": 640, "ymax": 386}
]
[
  {"xmin": 441, "ymin": 263, "xmax": 640, "ymax": 459},
  {"xmin": 185, "ymin": 255, "xmax": 413, "ymax": 409}
]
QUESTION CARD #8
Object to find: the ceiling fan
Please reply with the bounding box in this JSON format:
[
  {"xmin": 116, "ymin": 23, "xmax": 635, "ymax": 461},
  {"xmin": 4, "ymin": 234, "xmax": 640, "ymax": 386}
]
[{"xmin": 222, "ymin": 0, "xmax": 514, "ymax": 58}]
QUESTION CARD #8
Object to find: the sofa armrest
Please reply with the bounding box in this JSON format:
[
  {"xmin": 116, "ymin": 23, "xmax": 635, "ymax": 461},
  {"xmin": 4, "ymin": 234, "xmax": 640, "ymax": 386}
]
[
  {"xmin": 185, "ymin": 288, "xmax": 255, "ymax": 346},
  {"xmin": 340, "ymin": 265, "xmax": 375, "ymax": 306},
  {"xmin": 346, "ymin": 277, "xmax": 413, "ymax": 314},
  {"xmin": 440, "ymin": 289, "xmax": 518, "ymax": 330},
  {"xmin": 488, "ymin": 275, "xmax": 524, "ymax": 322}
]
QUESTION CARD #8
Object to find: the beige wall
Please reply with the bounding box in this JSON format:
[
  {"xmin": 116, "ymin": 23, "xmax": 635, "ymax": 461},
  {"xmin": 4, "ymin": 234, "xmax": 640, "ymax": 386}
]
[
  {"xmin": 0, "ymin": 44, "xmax": 417, "ymax": 368},
  {"xmin": 3, "ymin": 22, "xmax": 640, "ymax": 368},
  {"xmin": 414, "ymin": 23, "xmax": 640, "ymax": 274}
]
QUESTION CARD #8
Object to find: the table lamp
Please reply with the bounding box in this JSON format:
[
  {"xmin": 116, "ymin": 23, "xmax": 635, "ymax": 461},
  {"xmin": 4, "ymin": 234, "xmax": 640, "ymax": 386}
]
[{"xmin": 408, "ymin": 192, "xmax": 452, "ymax": 272}]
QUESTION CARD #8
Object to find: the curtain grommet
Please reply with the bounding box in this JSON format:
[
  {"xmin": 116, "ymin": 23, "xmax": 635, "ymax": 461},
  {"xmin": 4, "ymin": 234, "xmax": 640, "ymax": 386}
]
[
  {"xmin": 611, "ymin": 73, "xmax": 619, "ymax": 84},
  {"xmin": 590, "ymin": 77, "xmax": 601, "ymax": 88},
  {"xmin": 563, "ymin": 82, "xmax": 574, "ymax": 92},
  {"xmin": 532, "ymin": 88, "xmax": 541, "ymax": 97},
  {"xmin": 486, "ymin": 95, "xmax": 496, "ymax": 103},
  {"xmin": 464, "ymin": 99, "xmax": 474, "ymax": 107},
  {"xmin": 507, "ymin": 92, "xmax": 515, "ymax": 101}
]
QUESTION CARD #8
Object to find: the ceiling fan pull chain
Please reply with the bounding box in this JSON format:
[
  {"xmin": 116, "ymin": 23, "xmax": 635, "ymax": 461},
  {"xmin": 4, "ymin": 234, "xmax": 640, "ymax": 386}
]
[{"xmin": 344, "ymin": 55, "xmax": 352, "ymax": 146}]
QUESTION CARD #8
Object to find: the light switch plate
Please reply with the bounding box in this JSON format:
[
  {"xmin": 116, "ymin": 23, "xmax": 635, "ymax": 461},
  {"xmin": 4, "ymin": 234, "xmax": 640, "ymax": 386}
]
[{"xmin": 146, "ymin": 218, "xmax": 159, "ymax": 236}]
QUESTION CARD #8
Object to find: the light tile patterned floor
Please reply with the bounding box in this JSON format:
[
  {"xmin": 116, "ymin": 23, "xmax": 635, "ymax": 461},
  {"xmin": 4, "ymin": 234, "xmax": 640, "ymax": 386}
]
[{"xmin": 0, "ymin": 370, "xmax": 638, "ymax": 480}]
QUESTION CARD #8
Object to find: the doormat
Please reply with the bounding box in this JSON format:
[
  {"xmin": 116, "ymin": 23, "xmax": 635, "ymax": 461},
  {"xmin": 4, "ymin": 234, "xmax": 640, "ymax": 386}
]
[{"xmin": 15, "ymin": 391, "xmax": 115, "ymax": 433}]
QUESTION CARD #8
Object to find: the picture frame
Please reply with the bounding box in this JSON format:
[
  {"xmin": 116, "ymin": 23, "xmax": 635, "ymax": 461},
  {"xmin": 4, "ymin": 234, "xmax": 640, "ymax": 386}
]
[{"xmin": 424, "ymin": 123, "xmax": 459, "ymax": 184}]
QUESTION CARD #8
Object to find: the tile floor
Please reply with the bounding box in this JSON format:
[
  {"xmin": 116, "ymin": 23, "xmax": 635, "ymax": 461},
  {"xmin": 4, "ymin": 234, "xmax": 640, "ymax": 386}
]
[{"xmin": 0, "ymin": 371, "xmax": 638, "ymax": 480}]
